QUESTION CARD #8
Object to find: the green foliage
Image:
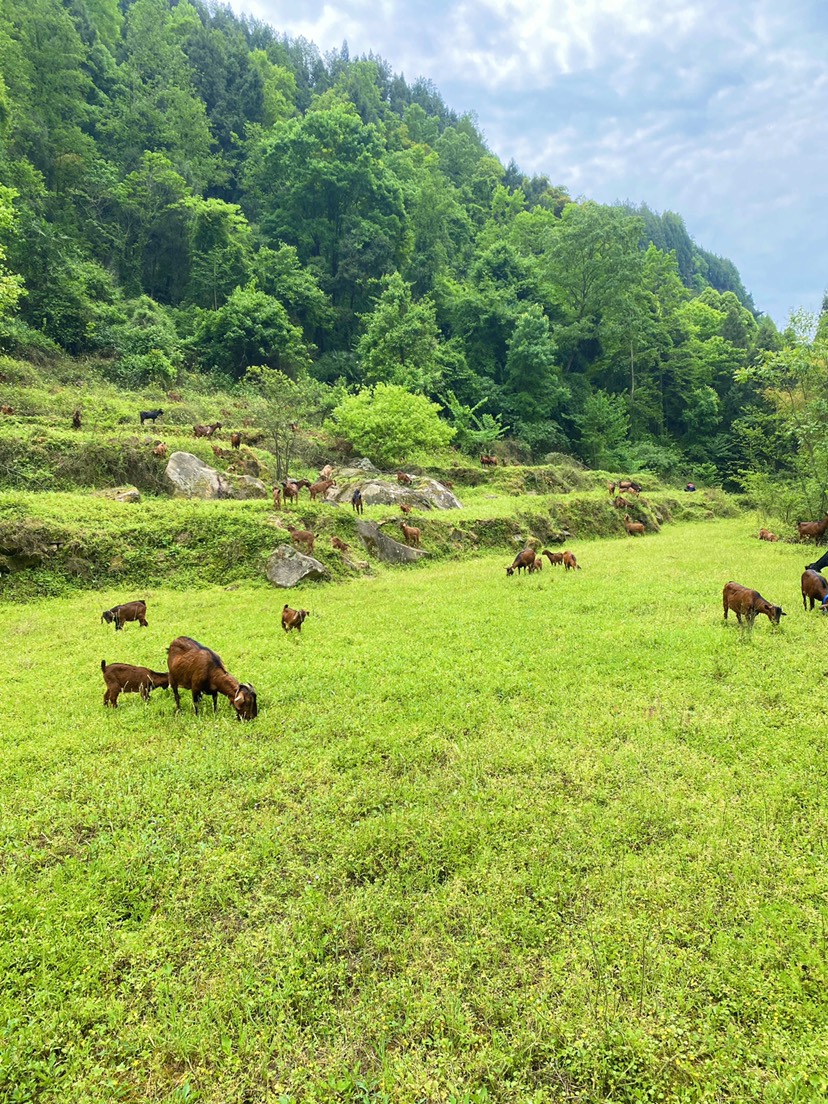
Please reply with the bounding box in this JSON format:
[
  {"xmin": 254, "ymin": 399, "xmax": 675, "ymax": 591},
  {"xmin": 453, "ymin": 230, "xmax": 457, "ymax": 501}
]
[
  {"xmin": 356, "ymin": 272, "xmax": 444, "ymax": 393},
  {"xmin": 575, "ymin": 390, "xmax": 630, "ymax": 469},
  {"xmin": 326, "ymin": 382, "xmax": 454, "ymax": 465},
  {"xmin": 192, "ymin": 285, "xmax": 313, "ymax": 380}
]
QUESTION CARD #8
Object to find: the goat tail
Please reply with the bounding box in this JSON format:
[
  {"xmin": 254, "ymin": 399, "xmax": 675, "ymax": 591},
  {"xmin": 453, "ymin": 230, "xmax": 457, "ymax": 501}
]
[{"xmin": 101, "ymin": 659, "xmax": 107, "ymax": 672}]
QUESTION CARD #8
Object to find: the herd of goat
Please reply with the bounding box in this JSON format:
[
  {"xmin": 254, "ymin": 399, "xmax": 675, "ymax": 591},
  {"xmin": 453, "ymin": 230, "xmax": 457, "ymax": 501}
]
[{"xmin": 85, "ymin": 413, "xmax": 828, "ymax": 716}]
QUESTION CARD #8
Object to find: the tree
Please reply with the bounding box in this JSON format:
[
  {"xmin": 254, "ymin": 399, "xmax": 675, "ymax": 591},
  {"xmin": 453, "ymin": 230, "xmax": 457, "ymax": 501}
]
[
  {"xmin": 243, "ymin": 366, "xmax": 333, "ymax": 480},
  {"xmin": 183, "ymin": 197, "xmax": 252, "ymax": 310},
  {"xmin": 356, "ymin": 272, "xmax": 444, "ymax": 393},
  {"xmin": 737, "ymin": 310, "xmax": 828, "ymax": 512},
  {"xmin": 0, "ymin": 187, "xmax": 25, "ymax": 320},
  {"xmin": 192, "ymin": 284, "xmax": 314, "ymax": 380},
  {"xmin": 575, "ymin": 390, "xmax": 630, "ymax": 469},
  {"xmin": 326, "ymin": 383, "xmax": 454, "ymax": 465}
]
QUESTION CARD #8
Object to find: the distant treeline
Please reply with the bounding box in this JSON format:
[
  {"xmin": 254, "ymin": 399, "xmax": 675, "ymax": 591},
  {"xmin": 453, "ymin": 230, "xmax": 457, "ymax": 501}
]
[{"xmin": 0, "ymin": 0, "xmax": 793, "ymax": 479}]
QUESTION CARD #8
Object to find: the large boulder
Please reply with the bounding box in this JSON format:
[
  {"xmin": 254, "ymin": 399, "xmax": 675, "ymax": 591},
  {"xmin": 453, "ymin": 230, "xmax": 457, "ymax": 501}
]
[
  {"xmin": 356, "ymin": 520, "xmax": 429, "ymax": 564},
  {"xmin": 265, "ymin": 545, "xmax": 328, "ymax": 588},
  {"xmin": 329, "ymin": 477, "xmax": 461, "ymax": 510},
  {"xmin": 164, "ymin": 451, "xmax": 267, "ymax": 500}
]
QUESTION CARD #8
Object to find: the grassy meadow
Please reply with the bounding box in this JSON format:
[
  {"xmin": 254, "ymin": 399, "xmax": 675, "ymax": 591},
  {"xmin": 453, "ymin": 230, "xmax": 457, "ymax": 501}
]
[{"xmin": 3, "ymin": 518, "xmax": 828, "ymax": 1102}]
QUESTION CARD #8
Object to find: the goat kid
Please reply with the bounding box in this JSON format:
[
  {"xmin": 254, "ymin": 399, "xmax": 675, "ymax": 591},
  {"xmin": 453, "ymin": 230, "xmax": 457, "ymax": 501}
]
[
  {"xmin": 101, "ymin": 600, "xmax": 148, "ymax": 631},
  {"xmin": 101, "ymin": 659, "xmax": 168, "ymax": 707}
]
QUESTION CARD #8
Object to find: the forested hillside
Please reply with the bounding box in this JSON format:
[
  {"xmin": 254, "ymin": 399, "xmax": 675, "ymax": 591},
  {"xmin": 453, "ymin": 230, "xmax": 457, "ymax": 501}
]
[{"xmin": 0, "ymin": 0, "xmax": 812, "ymax": 484}]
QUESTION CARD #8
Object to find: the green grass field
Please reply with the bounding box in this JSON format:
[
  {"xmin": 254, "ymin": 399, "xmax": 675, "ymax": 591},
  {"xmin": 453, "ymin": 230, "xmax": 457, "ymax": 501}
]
[{"xmin": 3, "ymin": 518, "xmax": 828, "ymax": 1103}]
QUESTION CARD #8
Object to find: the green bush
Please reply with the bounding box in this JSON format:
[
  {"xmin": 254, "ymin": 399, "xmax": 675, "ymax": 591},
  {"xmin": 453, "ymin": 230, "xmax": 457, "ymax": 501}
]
[{"xmin": 326, "ymin": 383, "xmax": 454, "ymax": 466}]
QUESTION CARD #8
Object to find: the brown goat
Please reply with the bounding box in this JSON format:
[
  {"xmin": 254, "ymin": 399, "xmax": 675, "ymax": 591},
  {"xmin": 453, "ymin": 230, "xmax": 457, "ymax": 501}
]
[
  {"xmin": 287, "ymin": 525, "xmax": 316, "ymax": 553},
  {"xmin": 797, "ymin": 516, "xmax": 828, "ymax": 543},
  {"xmin": 563, "ymin": 550, "xmax": 581, "ymax": 571},
  {"xmin": 397, "ymin": 470, "xmax": 413, "ymax": 485},
  {"xmin": 618, "ymin": 479, "xmax": 641, "ymax": 494},
  {"xmin": 167, "ymin": 636, "xmax": 257, "ymax": 720},
  {"xmin": 0, "ymin": 403, "xmax": 14, "ymax": 415},
  {"xmin": 399, "ymin": 521, "xmax": 421, "ymax": 546},
  {"xmin": 282, "ymin": 604, "xmax": 310, "ymax": 632},
  {"xmin": 723, "ymin": 581, "xmax": 786, "ymax": 627},
  {"xmin": 351, "ymin": 488, "xmax": 364, "ymax": 514},
  {"xmin": 480, "ymin": 454, "xmax": 498, "ymax": 467},
  {"xmin": 507, "ymin": 547, "xmax": 536, "ymax": 575},
  {"xmin": 624, "ymin": 515, "xmax": 646, "ymax": 536},
  {"xmin": 319, "ymin": 464, "xmax": 334, "ymax": 481},
  {"xmin": 758, "ymin": 528, "xmax": 779, "ymax": 542},
  {"xmin": 613, "ymin": 495, "xmax": 630, "ymax": 509},
  {"xmin": 528, "ymin": 554, "xmax": 543, "ymax": 573},
  {"xmin": 331, "ymin": 535, "xmax": 350, "ymax": 552},
  {"xmin": 153, "ymin": 443, "xmax": 168, "ymax": 458},
  {"xmin": 272, "ymin": 486, "xmax": 281, "ymax": 510},
  {"xmin": 400, "ymin": 503, "xmax": 412, "ymax": 514},
  {"xmin": 193, "ymin": 422, "xmax": 222, "ymax": 438},
  {"xmin": 72, "ymin": 409, "xmax": 82, "ymax": 429},
  {"xmin": 309, "ymin": 478, "xmax": 336, "ymax": 501},
  {"xmin": 101, "ymin": 600, "xmax": 148, "ymax": 631},
  {"xmin": 101, "ymin": 659, "xmax": 169, "ymax": 707},
  {"xmin": 282, "ymin": 480, "xmax": 299, "ymax": 505},
  {"xmin": 801, "ymin": 569, "xmax": 828, "ymax": 611},
  {"xmin": 542, "ymin": 550, "xmax": 564, "ymax": 566},
  {"xmin": 230, "ymin": 432, "xmax": 241, "ymax": 449},
  {"xmin": 608, "ymin": 481, "xmax": 617, "ymax": 495}
]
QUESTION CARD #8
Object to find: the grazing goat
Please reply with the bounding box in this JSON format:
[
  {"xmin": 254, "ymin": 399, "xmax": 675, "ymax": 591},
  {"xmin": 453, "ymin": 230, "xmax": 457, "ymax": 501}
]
[
  {"xmin": 72, "ymin": 409, "xmax": 82, "ymax": 429},
  {"xmin": 230, "ymin": 432, "xmax": 241, "ymax": 449},
  {"xmin": 758, "ymin": 528, "xmax": 778, "ymax": 542},
  {"xmin": 167, "ymin": 636, "xmax": 257, "ymax": 720},
  {"xmin": 480, "ymin": 454, "xmax": 498, "ymax": 467},
  {"xmin": 309, "ymin": 478, "xmax": 336, "ymax": 501},
  {"xmin": 101, "ymin": 600, "xmax": 148, "ymax": 631},
  {"xmin": 287, "ymin": 525, "xmax": 316, "ymax": 553},
  {"xmin": 563, "ymin": 550, "xmax": 581, "ymax": 571},
  {"xmin": 618, "ymin": 479, "xmax": 642, "ymax": 494},
  {"xmin": 272, "ymin": 486, "xmax": 281, "ymax": 510},
  {"xmin": 624, "ymin": 514, "xmax": 646, "ymax": 536},
  {"xmin": 397, "ymin": 470, "xmax": 413, "ymax": 485},
  {"xmin": 442, "ymin": 480, "xmax": 454, "ymax": 489},
  {"xmin": 282, "ymin": 604, "xmax": 310, "ymax": 632},
  {"xmin": 153, "ymin": 443, "xmax": 168, "ymax": 458},
  {"xmin": 193, "ymin": 422, "xmax": 222, "ymax": 438},
  {"xmin": 351, "ymin": 488, "xmax": 364, "ymax": 514},
  {"xmin": 140, "ymin": 408, "xmax": 163, "ymax": 426},
  {"xmin": 797, "ymin": 516, "xmax": 828, "ymax": 543},
  {"xmin": 331, "ymin": 535, "xmax": 349, "ymax": 552},
  {"xmin": 399, "ymin": 521, "xmax": 421, "ymax": 546},
  {"xmin": 542, "ymin": 550, "xmax": 564, "ymax": 566},
  {"xmin": 282, "ymin": 480, "xmax": 299, "ymax": 505},
  {"xmin": 400, "ymin": 503, "xmax": 412, "ymax": 514},
  {"xmin": 101, "ymin": 659, "xmax": 168, "ymax": 707},
  {"xmin": 528, "ymin": 554, "xmax": 543, "ymax": 573},
  {"xmin": 608, "ymin": 481, "xmax": 617, "ymax": 495},
  {"xmin": 0, "ymin": 403, "xmax": 13, "ymax": 415},
  {"xmin": 507, "ymin": 548, "xmax": 536, "ymax": 576},
  {"xmin": 801, "ymin": 569, "xmax": 828, "ymax": 610},
  {"xmin": 319, "ymin": 464, "xmax": 334, "ymax": 481},
  {"xmin": 722, "ymin": 581, "xmax": 786, "ymax": 627},
  {"xmin": 613, "ymin": 495, "xmax": 630, "ymax": 509}
]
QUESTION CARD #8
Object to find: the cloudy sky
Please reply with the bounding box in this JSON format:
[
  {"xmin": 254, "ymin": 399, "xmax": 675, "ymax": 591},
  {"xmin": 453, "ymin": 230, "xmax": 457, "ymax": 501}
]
[{"xmin": 228, "ymin": 0, "xmax": 827, "ymax": 325}]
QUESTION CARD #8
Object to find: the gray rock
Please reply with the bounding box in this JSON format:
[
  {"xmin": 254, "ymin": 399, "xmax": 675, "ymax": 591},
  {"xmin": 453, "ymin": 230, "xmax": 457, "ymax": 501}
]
[
  {"xmin": 356, "ymin": 520, "xmax": 429, "ymax": 563},
  {"xmin": 330, "ymin": 477, "xmax": 461, "ymax": 510},
  {"xmin": 266, "ymin": 545, "xmax": 328, "ymax": 588},
  {"xmin": 164, "ymin": 451, "xmax": 267, "ymax": 499},
  {"xmin": 94, "ymin": 485, "xmax": 141, "ymax": 503}
]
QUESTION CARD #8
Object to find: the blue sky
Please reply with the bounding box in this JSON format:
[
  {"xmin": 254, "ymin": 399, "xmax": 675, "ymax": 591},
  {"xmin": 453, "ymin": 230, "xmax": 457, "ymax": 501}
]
[{"xmin": 228, "ymin": 0, "xmax": 828, "ymax": 326}]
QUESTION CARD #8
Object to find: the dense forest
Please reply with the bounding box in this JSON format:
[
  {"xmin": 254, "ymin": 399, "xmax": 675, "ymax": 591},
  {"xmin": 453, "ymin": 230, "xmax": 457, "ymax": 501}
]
[{"xmin": 0, "ymin": 0, "xmax": 824, "ymax": 490}]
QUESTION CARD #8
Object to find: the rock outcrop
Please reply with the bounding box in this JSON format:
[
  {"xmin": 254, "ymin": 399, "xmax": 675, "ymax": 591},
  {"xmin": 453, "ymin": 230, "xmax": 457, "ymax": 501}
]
[
  {"xmin": 164, "ymin": 452, "xmax": 267, "ymax": 500},
  {"xmin": 265, "ymin": 545, "xmax": 328, "ymax": 587},
  {"xmin": 329, "ymin": 477, "xmax": 461, "ymax": 510},
  {"xmin": 356, "ymin": 521, "xmax": 429, "ymax": 563}
]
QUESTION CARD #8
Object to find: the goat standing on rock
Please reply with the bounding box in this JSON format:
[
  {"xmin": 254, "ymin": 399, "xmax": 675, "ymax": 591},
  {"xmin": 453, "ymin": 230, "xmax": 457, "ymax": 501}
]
[{"xmin": 167, "ymin": 637, "xmax": 257, "ymax": 720}]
